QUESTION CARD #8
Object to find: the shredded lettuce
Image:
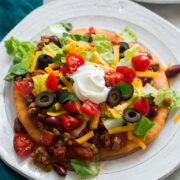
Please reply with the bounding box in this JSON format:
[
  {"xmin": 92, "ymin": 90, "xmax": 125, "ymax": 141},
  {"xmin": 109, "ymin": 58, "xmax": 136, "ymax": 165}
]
[
  {"xmin": 48, "ymin": 23, "xmax": 67, "ymax": 37},
  {"xmin": 133, "ymin": 116, "xmax": 154, "ymax": 138},
  {"xmin": 21, "ymin": 49, "xmax": 34, "ymax": 71},
  {"xmin": 92, "ymin": 34, "xmax": 114, "ymax": 65},
  {"xmin": 8, "ymin": 63, "xmax": 27, "ymax": 75},
  {"xmin": 103, "ymin": 116, "xmax": 124, "ymax": 130},
  {"xmin": 71, "ymin": 121, "xmax": 87, "ymax": 137},
  {"xmin": 32, "ymin": 74, "xmax": 48, "ymax": 94},
  {"xmin": 153, "ymin": 86, "xmax": 180, "ymax": 108},
  {"xmin": 5, "ymin": 37, "xmax": 36, "ymax": 59},
  {"xmin": 71, "ymin": 159, "xmax": 99, "ymax": 177},
  {"xmin": 143, "ymin": 83, "xmax": 158, "ymax": 95},
  {"xmin": 117, "ymin": 27, "xmax": 138, "ymax": 42},
  {"xmin": 123, "ymin": 44, "xmax": 140, "ymax": 61},
  {"xmin": 79, "ymin": 51, "xmax": 95, "ymax": 62},
  {"xmin": 61, "ymin": 22, "xmax": 72, "ymax": 31},
  {"xmin": 43, "ymin": 42, "xmax": 60, "ymax": 53}
]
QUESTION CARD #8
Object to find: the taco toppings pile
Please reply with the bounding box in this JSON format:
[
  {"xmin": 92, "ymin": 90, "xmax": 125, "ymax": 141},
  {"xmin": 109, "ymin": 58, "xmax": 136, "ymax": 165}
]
[{"xmin": 4, "ymin": 23, "xmax": 180, "ymax": 177}]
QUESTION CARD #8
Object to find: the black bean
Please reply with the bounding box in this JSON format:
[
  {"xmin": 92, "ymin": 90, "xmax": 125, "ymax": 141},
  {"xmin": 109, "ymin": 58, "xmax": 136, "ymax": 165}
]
[
  {"xmin": 148, "ymin": 105, "xmax": 158, "ymax": 118},
  {"xmin": 166, "ymin": 65, "xmax": 180, "ymax": 77},
  {"xmin": 26, "ymin": 94, "xmax": 35, "ymax": 106},
  {"xmin": 14, "ymin": 117, "xmax": 25, "ymax": 133},
  {"xmin": 52, "ymin": 162, "xmax": 67, "ymax": 176},
  {"xmin": 50, "ymin": 36, "xmax": 61, "ymax": 47},
  {"xmin": 141, "ymin": 77, "xmax": 152, "ymax": 86},
  {"xmin": 14, "ymin": 75, "xmax": 23, "ymax": 82}
]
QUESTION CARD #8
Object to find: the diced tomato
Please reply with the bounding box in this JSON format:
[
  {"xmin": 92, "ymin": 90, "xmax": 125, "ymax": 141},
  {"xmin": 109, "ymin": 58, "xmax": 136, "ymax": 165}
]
[
  {"xmin": 89, "ymin": 26, "xmax": 96, "ymax": 35},
  {"xmin": 80, "ymin": 100, "xmax": 100, "ymax": 116},
  {"xmin": 110, "ymin": 133, "xmax": 127, "ymax": 149},
  {"xmin": 45, "ymin": 72, "xmax": 58, "ymax": 91},
  {"xmin": 72, "ymin": 142, "xmax": 94, "ymax": 162},
  {"xmin": 133, "ymin": 98, "xmax": 149, "ymax": 116},
  {"xmin": 66, "ymin": 53, "xmax": 85, "ymax": 74},
  {"xmin": 60, "ymin": 65, "xmax": 67, "ymax": 76},
  {"xmin": 63, "ymin": 100, "xmax": 78, "ymax": 113},
  {"xmin": 132, "ymin": 55, "xmax": 150, "ymax": 71},
  {"xmin": 14, "ymin": 81, "xmax": 34, "ymax": 95},
  {"xmin": 13, "ymin": 133, "xmax": 35, "ymax": 156},
  {"xmin": 53, "ymin": 146, "xmax": 66, "ymax": 162},
  {"xmin": 116, "ymin": 66, "xmax": 136, "ymax": 83},
  {"xmin": 40, "ymin": 130, "xmax": 56, "ymax": 146},
  {"xmin": 62, "ymin": 114, "xmax": 82, "ymax": 131},
  {"xmin": 105, "ymin": 72, "xmax": 124, "ymax": 87}
]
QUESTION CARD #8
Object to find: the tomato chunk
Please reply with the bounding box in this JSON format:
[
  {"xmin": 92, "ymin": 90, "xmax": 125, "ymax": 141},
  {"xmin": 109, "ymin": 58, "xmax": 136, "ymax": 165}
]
[
  {"xmin": 63, "ymin": 100, "xmax": 78, "ymax": 113},
  {"xmin": 46, "ymin": 72, "xmax": 58, "ymax": 91},
  {"xmin": 13, "ymin": 133, "xmax": 35, "ymax": 156},
  {"xmin": 132, "ymin": 55, "xmax": 150, "ymax": 71},
  {"xmin": 66, "ymin": 53, "xmax": 85, "ymax": 74},
  {"xmin": 116, "ymin": 66, "xmax": 136, "ymax": 83},
  {"xmin": 62, "ymin": 114, "xmax": 82, "ymax": 131},
  {"xmin": 105, "ymin": 72, "xmax": 124, "ymax": 87},
  {"xmin": 14, "ymin": 81, "xmax": 34, "ymax": 95},
  {"xmin": 133, "ymin": 98, "xmax": 149, "ymax": 116},
  {"xmin": 89, "ymin": 26, "xmax": 96, "ymax": 35},
  {"xmin": 110, "ymin": 133, "xmax": 127, "ymax": 150},
  {"xmin": 72, "ymin": 142, "xmax": 94, "ymax": 162},
  {"xmin": 40, "ymin": 130, "xmax": 56, "ymax": 146},
  {"xmin": 80, "ymin": 100, "xmax": 100, "ymax": 116},
  {"xmin": 53, "ymin": 146, "xmax": 66, "ymax": 162},
  {"xmin": 60, "ymin": 65, "xmax": 67, "ymax": 76}
]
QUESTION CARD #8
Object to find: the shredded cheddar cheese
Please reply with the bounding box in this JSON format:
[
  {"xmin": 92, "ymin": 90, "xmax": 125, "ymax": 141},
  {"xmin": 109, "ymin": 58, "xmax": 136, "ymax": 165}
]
[
  {"xmin": 107, "ymin": 106, "xmax": 120, "ymax": 119},
  {"xmin": 113, "ymin": 45, "xmax": 120, "ymax": 65},
  {"xmin": 132, "ymin": 77, "xmax": 144, "ymax": 96},
  {"xmin": 47, "ymin": 111, "xmax": 66, "ymax": 117},
  {"xmin": 127, "ymin": 131, "xmax": 133, "ymax": 140},
  {"xmin": 86, "ymin": 61, "xmax": 115, "ymax": 71},
  {"xmin": 42, "ymin": 85, "xmax": 48, "ymax": 91},
  {"xmin": 34, "ymin": 69, "xmax": 46, "ymax": 74},
  {"xmin": 43, "ymin": 50, "xmax": 55, "ymax": 58},
  {"xmin": 61, "ymin": 57, "xmax": 66, "ymax": 64},
  {"xmin": 30, "ymin": 51, "xmax": 41, "ymax": 72},
  {"xmin": 55, "ymin": 102, "xmax": 61, "ymax": 110},
  {"xmin": 108, "ymin": 124, "xmax": 134, "ymax": 134},
  {"xmin": 48, "ymin": 63, "xmax": 60, "ymax": 69},
  {"xmin": 45, "ymin": 67, "xmax": 53, "ymax": 74},
  {"xmin": 90, "ymin": 113, "xmax": 100, "ymax": 129},
  {"xmin": 132, "ymin": 135, "xmax": 146, "ymax": 150},
  {"xmin": 93, "ymin": 51, "xmax": 109, "ymax": 66},
  {"xmin": 75, "ymin": 130, "xmax": 94, "ymax": 144},
  {"xmin": 165, "ymin": 60, "xmax": 172, "ymax": 71},
  {"xmin": 32, "ymin": 89, "xmax": 37, "ymax": 96},
  {"xmin": 136, "ymin": 71, "xmax": 157, "ymax": 78},
  {"xmin": 44, "ymin": 44, "xmax": 56, "ymax": 57},
  {"xmin": 59, "ymin": 72, "xmax": 73, "ymax": 92},
  {"xmin": 174, "ymin": 112, "xmax": 180, "ymax": 123},
  {"xmin": 100, "ymin": 102, "xmax": 107, "ymax": 115}
]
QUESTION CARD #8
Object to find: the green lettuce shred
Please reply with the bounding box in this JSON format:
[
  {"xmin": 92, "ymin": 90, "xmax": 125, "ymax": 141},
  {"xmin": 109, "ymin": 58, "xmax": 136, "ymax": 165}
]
[
  {"xmin": 21, "ymin": 49, "xmax": 34, "ymax": 71},
  {"xmin": 79, "ymin": 51, "xmax": 95, "ymax": 62},
  {"xmin": 123, "ymin": 44, "xmax": 140, "ymax": 61}
]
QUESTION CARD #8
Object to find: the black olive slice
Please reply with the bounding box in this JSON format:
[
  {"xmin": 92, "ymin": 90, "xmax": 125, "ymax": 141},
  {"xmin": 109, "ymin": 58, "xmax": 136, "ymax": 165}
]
[
  {"xmin": 106, "ymin": 87, "xmax": 122, "ymax": 107},
  {"xmin": 56, "ymin": 88, "xmax": 66, "ymax": 100},
  {"xmin": 35, "ymin": 91, "xmax": 54, "ymax": 108},
  {"xmin": 123, "ymin": 108, "xmax": 141, "ymax": 123},
  {"xmin": 118, "ymin": 42, "xmax": 130, "ymax": 53},
  {"xmin": 37, "ymin": 54, "xmax": 53, "ymax": 69},
  {"xmin": 120, "ymin": 53, "xmax": 124, "ymax": 59}
]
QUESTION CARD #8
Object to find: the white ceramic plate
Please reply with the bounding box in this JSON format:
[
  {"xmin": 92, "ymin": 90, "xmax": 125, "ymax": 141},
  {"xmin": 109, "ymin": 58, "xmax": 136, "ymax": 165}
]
[
  {"xmin": 0, "ymin": 0, "xmax": 180, "ymax": 179},
  {"xmin": 134, "ymin": 0, "xmax": 180, "ymax": 4}
]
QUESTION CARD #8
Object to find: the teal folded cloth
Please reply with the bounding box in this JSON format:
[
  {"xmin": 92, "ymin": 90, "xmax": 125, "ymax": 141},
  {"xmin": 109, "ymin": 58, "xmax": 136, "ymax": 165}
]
[{"xmin": 0, "ymin": 0, "xmax": 42, "ymax": 179}]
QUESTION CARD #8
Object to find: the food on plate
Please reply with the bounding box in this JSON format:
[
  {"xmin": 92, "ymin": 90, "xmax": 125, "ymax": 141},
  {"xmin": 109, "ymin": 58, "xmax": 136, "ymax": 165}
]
[{"xmin": 4, "ymin": 23, "xmax": 180, "ymax": 177}]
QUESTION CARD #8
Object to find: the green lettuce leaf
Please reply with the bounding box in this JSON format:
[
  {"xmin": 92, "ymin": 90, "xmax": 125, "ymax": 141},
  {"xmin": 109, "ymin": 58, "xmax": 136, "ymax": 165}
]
[
  {"xmin": 166, "ymin": 89, "xmax": 180, "ymax": 108},
  {"xmin": 61, "ymin": 22, "xmax": 72, "ymax": 31},
  {"xmin": 118, "ymin": 27, "xmax": 138, "ymax": 42},
  {"xmin": 133, "ymin": 116, "xmax": 154, "ymax": 138},
  {"xmin": 48, "ymin": 23, "xmax": 67, "ymax": 37},
  {"xmin": 92, "ymin": 34, "xmax": 114, "ymax": 65},
  {"xmin": 4, "ymin": 73, "xmax": 15, "ymax": 81},
  {"xmin": 79, "ymin": 51, "xmax": 95, "ymax": 62},
  {"xmin": 123, "ymin": 44, "xmax": 140, "ymax": 61},
  {"xmin": 43, "ymin": 42, "xmax": 60, "ymax": 53},
  {"xmin": 8, "ymin": 63, "xmax": 27, "ymax": 75},
  {"xmin": 21, "ymin": 49, "xmax": 34, "ymax": 71},
  {"xmin": 71, "ymin": 159, "xmax": 99, "ymax": 177},
  {"xmin": 32, "ymin": 74, "xmax": 48, "ymax": 94},
  {"xmin": 103, "ymin": 116, "xmax": 124, "ymax": 130},
  {"xmin": 5, "ymin": 37, "xmax": 36, "ymax": 59}
]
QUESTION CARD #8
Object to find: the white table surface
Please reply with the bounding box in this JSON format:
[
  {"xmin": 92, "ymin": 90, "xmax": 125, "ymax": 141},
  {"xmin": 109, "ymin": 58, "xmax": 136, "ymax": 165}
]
[{"xmin": 42, "ymin": 1, "xmax": 180, "ymax": 179}]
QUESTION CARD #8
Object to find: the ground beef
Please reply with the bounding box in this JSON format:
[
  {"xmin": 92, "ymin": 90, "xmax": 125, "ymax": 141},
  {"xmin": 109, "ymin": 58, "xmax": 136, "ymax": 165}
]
[
  {"xmin": 149, "ymin": 60, "xmax": 160, "ymax": 72},
  {"xmin": 82, "ymin": 142, "xmax": 98, "ymax": 154},
  {"xmin": 100, "ymin": 131, "xmax": 111, "ymax": 149},
  {"xmin": 52, "ymin": 128, "xmax": 62, "ymax": 136},
  {"xmin": 31, "ymin": 146, "xmax": 51, "ymax": 171},
  {"xmin": 28, "ymin": 102, "xmax": 39, "ymax": 117},
  {"xmin": 62, "ymin": 132, "xmax": 75, "ymax": 146},
  {"xmin": 35, "ymin": 35, "xmax": 50, "ymax": 52}
]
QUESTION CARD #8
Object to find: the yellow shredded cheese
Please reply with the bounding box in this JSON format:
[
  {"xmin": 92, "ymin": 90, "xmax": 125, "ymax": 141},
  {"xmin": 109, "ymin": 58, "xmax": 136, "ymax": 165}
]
[
  {"xmin": 101, "ymin": 118, "xmax": 106, "ymax": 122},
  {"xmin": 132, "ymin": 77, "xmax": 144, "ymax": 96},
  {"xmin": 48, "ymin": 63, "xmax": 60, "ymax": 69},
  {"xmin": 75, "ymin": 130, "xmax": 94, "ymax": 144},
  {"xmin": 93, "ymin": 51, "xmax": 109, "ymax": 66},
  {"xmin": 107, "ymin": 106, "xmax": 120, "ymax": 119},
  {"xmin": 90, "ymin": 113, "xmax": 100, "ymax": 129},
  {"xmin": 43, "ymin": 50, "xmax": 55, "ymax": 58},
  {"xmin": 127, "ymin": 131, "xmax": 133, "ymax": 140},
  {"xmin": 44, "ymin": 44, "xmax": 56, "ymax": 57},
  {"xmin": 42, "ymin": 85, "xmax": 48, "ymax": 91},
  {"xmin": 86, "ymin": 61, "xmax": 115, "ymax": 71},
  {"xmin": 34, "ymin": 69, "xmax": 46, "ymax": 74},
  {"xmin": 165, "ymin": 60, "xmax": 172, "ymax": 71},
  {"xmin": 174, "ymin": 112, "xmax": 180, "ymax": 123},
  {"xmin": 108, "ymin": 124, "xmax": 134, "ymax": 134},
  {"xmin": 55, "ymin": 102, "xmax": 61, "ymax": 110},
  {"xmin": 66, "ymin": 37, "xmax": 76, "ymax": 43},
  {"xmin": 77, "ymin": 41, "xmax": 92, "ymax": 51},
  {"xmin": 54, "ymin": 70, "xmax": 60, "ymax": 76},
  {"xmin": 45, "ymin": 67, "xmax": 53, "ymax": 74},
  {"xmin": 30, "ymin": 51, "xmax": 41, "ymax": 72},
  {"xmin": 47, "ymin": 111, "xmax": 66, "ymax": 117},
  {"xmin": 132, "ymin": 135, "xmax": 146, "ymax": 150},
  {"xmin": 100, "ymin": 102, "xmax": 107, "ymax": 115},
  {"xmin": 61, "ymin": 57, "xmax": 66, "ymax": 64},
  {"xmin": 136, "ymin": 71, "xmax": 157, "ymax": 78},
  {"xmin": 32, "ymin": 89, "xmax": 37, "ymax": 96},
  {"xmin": 113, "ymin": 45, "xmax": 120, "ymax": 65}
]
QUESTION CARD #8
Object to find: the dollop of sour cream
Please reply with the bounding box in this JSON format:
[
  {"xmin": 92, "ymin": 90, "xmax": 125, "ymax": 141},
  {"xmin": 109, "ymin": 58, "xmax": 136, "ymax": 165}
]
[{"xmin": 72, "ymin": 65, "xmax": 109, "ymax": 104}]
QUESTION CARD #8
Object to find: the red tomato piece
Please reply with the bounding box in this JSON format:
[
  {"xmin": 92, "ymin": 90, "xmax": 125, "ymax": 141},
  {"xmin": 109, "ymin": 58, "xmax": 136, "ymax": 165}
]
[
  {"xmin": 13, "ymin": 133, "xmax": 35, "ymax": 156},
  {"xmin": 62, "ymin": 114, "xmax": 82, "ymax": 131},
  {"xmin": 66, "ymin": 53, "xmax": 85, "ymax": 74},
  {"xmin": 53, "ymin": 146, "xmax": 66, "ymax": 162},
  {"xmin": 14, "ymin": 81, "xmax": 34, "ymax": 95},
  {"xmin": 80, "ymin": 100, "xmax": 100, "ymax": 116},
  {"xmin": 105, "ymin": 72, "xmax": 124, "ymax": 87},
  {"xmin": 63, "ymin": 100, "xmax": 78, "ymax": 113},
  {"xmin": 89, "ymin": 26, "xmax": 96, "ymax": 35},
  {"xmin": 110, "ymin": 133, "xmax": 127, "ymax": 149},
  {"xmin": 116, "ymin": 66, "xmax": 136, "ymax": 83},
  {"xmin": 45, "ymin": 72, "xmax": 58, "ymax": 91},
  {"xmin": 40, "ymin": 130, "xmax": 56, "ymax": 146},
  {"xmin": 132, "ymin": 55, "xmax": 150, "ymax": 71},
  {"xmin": 133, "ymin": 98, "xmax": 149, "ymax": 116},
  {"xmin": 72, "ymin": 142, "xmax": 94, "ymax": 162},
  {"xmin": 60, "ymin": 65, "xmax": 67, "ymax": 76}
]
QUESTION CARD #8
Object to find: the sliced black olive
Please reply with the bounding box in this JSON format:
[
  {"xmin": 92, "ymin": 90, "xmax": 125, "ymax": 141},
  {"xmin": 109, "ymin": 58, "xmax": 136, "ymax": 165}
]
[
  {"xmin": 123, "ymin": 108, "xmax": 141, "ymax": 123},
  {"xmin": 35, "ymin": 91, "xmax": 54, "ymax": 108},
  {"xmin": 118, "ymin": 42, "xmax": 130, "ymax": 59},
  {"xmin": 56, "ymin": 88, "xmax": 66, "ymax": 100},
  {"xmin": 120, "ymin": 53, "xmax": 124, "ymax": 59},
  {"xmin": 37, "ymin": 54, "xmax": 53, "ymax": 69},
  {"xmin": 106, "ymin": 87, "xmax": 122, "ymax": 107}
]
